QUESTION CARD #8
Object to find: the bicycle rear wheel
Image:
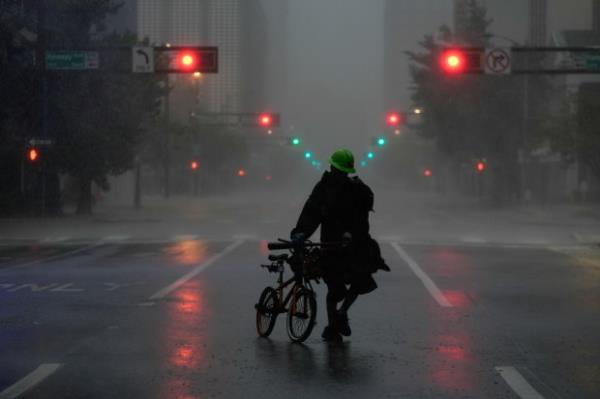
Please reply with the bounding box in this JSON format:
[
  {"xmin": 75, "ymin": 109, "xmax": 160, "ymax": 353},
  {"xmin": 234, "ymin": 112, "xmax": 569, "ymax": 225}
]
[
  {"xmin": 255, "ymin": 287, "xmax": 278, "ymax": 337},
  {"xmin": 287, "ymin": 288, "xmax": 317, "ymax": 343}
]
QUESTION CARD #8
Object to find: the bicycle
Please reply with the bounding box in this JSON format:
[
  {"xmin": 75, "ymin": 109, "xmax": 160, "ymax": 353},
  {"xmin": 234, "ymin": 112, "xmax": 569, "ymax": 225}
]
[{"xmin": 255, "ymin": 238, "xmax": 339, "ymax": 343}]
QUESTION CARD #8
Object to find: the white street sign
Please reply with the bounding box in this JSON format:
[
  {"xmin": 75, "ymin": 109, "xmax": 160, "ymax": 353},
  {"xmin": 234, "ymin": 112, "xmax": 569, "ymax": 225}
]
[
  {"xmin": 484, "ymin": 47, "xmax": 512, "ymax": 75},
  {"xmin": 132, "ymin": 46, "xmax": 154, "ymax": 73}
]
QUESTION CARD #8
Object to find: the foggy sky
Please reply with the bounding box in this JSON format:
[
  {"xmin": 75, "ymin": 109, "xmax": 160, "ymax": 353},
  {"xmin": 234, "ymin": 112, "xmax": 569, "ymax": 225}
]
[{"xmin": 279, "ymin": 0, "xmax": 593, "ymax": 163}]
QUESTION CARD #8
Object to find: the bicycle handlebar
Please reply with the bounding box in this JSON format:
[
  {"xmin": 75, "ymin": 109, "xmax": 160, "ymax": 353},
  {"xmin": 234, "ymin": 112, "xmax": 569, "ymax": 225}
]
[{"xmin": 267, "ymin": 239, "xmax": 348, "ymax": 251}]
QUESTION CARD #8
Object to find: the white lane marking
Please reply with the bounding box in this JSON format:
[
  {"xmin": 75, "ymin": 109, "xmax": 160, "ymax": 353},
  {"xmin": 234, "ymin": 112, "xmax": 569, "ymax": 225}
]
[
  {"xmin": 173, "ymin": 235, "xmax": 198, "ymax": 241},
  {"xmin": 460, "ymin": 236, "xmax": 487, "ymax": 244},
  {"xmin": 390, "ymin": 242, "xmax": 453, "ymax": 307},
  {"xmin": 102, "ymin": 235, "xmax": 130, "ymax": 242},
  {"xmin": 495, "ymin": 366, "xmax": 545, "ymax": 399},
  {"xmin": 0, "ymin": 363, "xmax": 61, "ymax": 399},
  {"xmin": 3, "ymin": 244, "xmax": 101, "ymax": 271},
  {"xmin": 41, "ymin": 236, "xmax": 70, "ymax": 243},
  {"xmin": 149, "ymin": 239, "xmax": 245, "ymax": 300}
]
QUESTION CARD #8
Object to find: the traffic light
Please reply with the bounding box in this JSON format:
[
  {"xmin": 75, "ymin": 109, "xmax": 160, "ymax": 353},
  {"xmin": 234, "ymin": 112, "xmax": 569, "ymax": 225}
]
[
  {"xmin": 304, "ymin": 151, "xmax": 312, "ymax": 159},
  {"xmin": 386, "ymin": 112, "xmax": 401, "ymax": 127},
  {"xmin": 439, "ymin": 48, "xmax": 483, "ymax": 74},
  {"xmin": 290, "ymin": 137, "xmax": 301, "ymax": 146},
  {"xmin": 475, "ymin": 160, "xmax": 486, "ymax": 173},
  {"xmin": 257, "ymin": 113, "xmax": 280, "ymax": 128},
  {"xmin": 28, "ymin": 148, "xmax": 39, "ymax": 162},
  {"xmin": 360, "ymin": 160, "xmax": 367, "ymax": 168},
  {"xmin": 155, "ymin": 47, "xmax": 219, "ymax": 74},
  {"xmin": 190, "ymin": 160, "xmax": 199, "ymax": 171},
  {"xmin": 367, "ymin": 151, "xmax": 375, "ymax": 159},
  {"xmin": 237, "ymin": 169, "xmax": 246, "ymax": 177},
  {"xmin": 423, "ymin": 168, "xmax": 432, "ymax": 177},
  {"xmin": 377, "ymin": 137, "xmax": 387, "ymax": 147},
  {"xmin": 440, "ymin": 49, "xmax": 466, "ymax": 74}
]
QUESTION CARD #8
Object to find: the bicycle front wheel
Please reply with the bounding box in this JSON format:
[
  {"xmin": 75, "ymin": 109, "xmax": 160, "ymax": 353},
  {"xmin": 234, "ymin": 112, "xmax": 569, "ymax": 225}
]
[
  {"xmin": 287, "ymin": 288, "xmax": 317, "ymax": 343},
  {"xmin": 256, "ymin": 287, "xmax": 278, "ymax": 337}
]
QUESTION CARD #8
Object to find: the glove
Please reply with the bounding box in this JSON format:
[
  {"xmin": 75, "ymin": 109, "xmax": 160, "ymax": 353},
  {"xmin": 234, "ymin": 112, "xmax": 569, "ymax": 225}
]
[{"xmin": 291, "ymin": 232, "xmax": 306, "ymax": 243}]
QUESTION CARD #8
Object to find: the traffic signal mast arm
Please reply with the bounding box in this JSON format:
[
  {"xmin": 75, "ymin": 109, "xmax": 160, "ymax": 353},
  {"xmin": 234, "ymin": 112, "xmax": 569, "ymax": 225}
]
[{"xmin": 438, "ymin": 46, "xmax": 600, "ymax": 74}]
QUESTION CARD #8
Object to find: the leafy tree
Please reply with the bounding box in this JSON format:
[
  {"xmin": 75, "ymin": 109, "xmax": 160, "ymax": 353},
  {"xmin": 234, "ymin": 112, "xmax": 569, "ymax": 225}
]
[{"xmin": 406, "ymin": 0, "xmax": 525, "ymax": 204}]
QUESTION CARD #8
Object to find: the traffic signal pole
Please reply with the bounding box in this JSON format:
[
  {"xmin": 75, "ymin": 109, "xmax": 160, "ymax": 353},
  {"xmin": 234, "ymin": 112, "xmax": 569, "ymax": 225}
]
[{"xmin": 36, "ymin": 0, "xmax": 48, "ymax": 215}]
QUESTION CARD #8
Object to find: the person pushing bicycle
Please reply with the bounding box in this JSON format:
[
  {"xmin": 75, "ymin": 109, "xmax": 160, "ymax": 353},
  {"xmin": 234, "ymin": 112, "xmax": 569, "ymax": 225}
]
[{"xmin": 290, "ymin": 149, "xmax": 390, "ymax": 342}]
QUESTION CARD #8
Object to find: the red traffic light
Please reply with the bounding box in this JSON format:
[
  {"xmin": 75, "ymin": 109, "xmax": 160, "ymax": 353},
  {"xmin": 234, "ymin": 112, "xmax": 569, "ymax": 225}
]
[
  {"xmin": 475, "ymin": 161, "xmax": 486, "ymax": 173},
  {"xmin": 28, "ymin": 148, "xmax": 39, "ymax": 162},
  {"xmin": 423, "ymin": 168, "xmax": 432, "ymax": 177},
  {"xmin": 386, "ymin": 112, "xmax": 401, "ymax": 126},
  {"xmin": 237, "ymin": 169, "xmax": 246, "ymax": 177},
  {"xmin": 440, "ymin": 50, "xmax": 466, "ymax": 74},
  {"xmin": 176, "ymin": 50, "xmax": 199, "ymax": 72},
  {"xmin": 190, "ymin": 161, "xmax": 199, "ymax": 170},
  {"xmin": 258, "ymin": 113, "xmax": 273, "ymax": 127}
]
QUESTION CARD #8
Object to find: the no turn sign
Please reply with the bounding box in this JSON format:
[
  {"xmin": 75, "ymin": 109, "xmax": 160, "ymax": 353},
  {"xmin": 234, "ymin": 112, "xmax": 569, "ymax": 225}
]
[{"xmin": 484, "ymin": 47, "xmax": 512, "ymax": 75}]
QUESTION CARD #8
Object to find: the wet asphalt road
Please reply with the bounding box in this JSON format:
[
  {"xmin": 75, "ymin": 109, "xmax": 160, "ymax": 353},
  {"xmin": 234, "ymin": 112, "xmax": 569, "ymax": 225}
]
[{"xmin": 1, "ymin": 191, "xmax": 600, "ymax": 398}]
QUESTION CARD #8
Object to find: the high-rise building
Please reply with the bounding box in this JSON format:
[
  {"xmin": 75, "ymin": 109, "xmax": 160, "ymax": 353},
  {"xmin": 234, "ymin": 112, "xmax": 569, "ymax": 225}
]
[
  {"xmin": 136, "ymin": 0, "xmax": 267, "ymax": 115},
  {"xmin": 529, "ymin": 0, "xmax": 548, "ymax": 45},
  {"xmin": 593, "ymin": 0, "xmax": 600, "ymax": 31},
  {"xmin": 453, "ymin": 0, "xmax": 469, "ymax": 38}
]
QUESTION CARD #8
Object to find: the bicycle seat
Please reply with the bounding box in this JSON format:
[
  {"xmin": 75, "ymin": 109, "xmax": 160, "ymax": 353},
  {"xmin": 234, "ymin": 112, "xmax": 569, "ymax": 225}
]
[{"xmin": 268, "ymin": 254, "xmax": 288, "ymax": 262}]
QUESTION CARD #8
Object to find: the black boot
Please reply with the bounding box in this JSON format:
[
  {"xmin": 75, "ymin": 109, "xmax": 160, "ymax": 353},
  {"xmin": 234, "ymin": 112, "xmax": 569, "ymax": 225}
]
[
  {"xmin": 335, "ymin": 311, "xmax": 351, "ymax": 337},
  {"xmin": 321, "ymin": 325, "xmax": 342, "ymax": 342}
]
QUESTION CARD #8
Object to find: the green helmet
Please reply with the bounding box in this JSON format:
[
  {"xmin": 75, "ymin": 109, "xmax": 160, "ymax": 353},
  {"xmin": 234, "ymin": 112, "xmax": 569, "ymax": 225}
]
[{"xmin": 329, "ymin": 149, "xmax": 356, "ymax": 174}]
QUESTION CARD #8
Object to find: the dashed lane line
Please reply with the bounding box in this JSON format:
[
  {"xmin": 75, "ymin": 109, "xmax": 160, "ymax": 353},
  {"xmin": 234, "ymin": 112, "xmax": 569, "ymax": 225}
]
[
  {"xmin": 0, "ymin": 363, "xmax": 61, "ymax": 399},
  {"xmin": 390, "ymin": 242, "xmax": 453, "ymax": 307},
  {"xmin": 495, "ymin": 366, "xmax": 545, "ymax": 399},
  {"xmin": 149, "ymin": 239, "xmax": 245, "ymax": 300},
  {"xmin": 2, "ymin": 243, "xmax": 102, "ymax": 272}
]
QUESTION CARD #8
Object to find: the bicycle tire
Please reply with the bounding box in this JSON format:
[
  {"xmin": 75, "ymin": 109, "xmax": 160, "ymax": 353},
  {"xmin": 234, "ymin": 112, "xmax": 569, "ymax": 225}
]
[
  {"xmin": 256, "ymin": 287, "xmax": 278, "ymax": 337},
  {"xmin": 287, "ymin": 288, "xmax": 317, "ymax": 343}
]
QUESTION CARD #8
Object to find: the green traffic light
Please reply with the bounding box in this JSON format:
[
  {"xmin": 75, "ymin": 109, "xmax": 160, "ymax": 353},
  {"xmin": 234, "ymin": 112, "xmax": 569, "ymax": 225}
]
[
  {"xmin": 292, "ymin": 137, "xmax": 301, "ymax": 146},
  {"xmin": 377, "ymin": 137, "xmax": 386, "ymax": 146},
  {"xmin": 367, "ymin": 152, "xmax": 374, "ymax": 159},
  {"xmin": 304, "ymin": 151, "xmax": 312, "ymax": 159},
  {"xmin": 360, "ymin": 160, "xmax": 367, "ymax": 167}
]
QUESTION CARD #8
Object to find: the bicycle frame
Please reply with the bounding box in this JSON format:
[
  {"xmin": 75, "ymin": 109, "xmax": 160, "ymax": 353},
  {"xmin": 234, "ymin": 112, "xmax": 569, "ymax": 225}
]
[{"xmin": 272, "ymin": 260, "xmax": 315, "ymax": 314}]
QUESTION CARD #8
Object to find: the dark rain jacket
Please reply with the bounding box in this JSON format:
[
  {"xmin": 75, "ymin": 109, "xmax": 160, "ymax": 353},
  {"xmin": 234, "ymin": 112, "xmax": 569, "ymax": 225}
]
[{"xmin": 291, "ymin": 171, "xmax": 388, "ymax": 294}]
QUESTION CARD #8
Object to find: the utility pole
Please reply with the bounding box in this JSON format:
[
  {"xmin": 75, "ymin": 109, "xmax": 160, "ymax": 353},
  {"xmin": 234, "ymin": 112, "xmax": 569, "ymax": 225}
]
[{"xmin": 36, "ymin": 0, "xmax": 48, "ymax": 215}]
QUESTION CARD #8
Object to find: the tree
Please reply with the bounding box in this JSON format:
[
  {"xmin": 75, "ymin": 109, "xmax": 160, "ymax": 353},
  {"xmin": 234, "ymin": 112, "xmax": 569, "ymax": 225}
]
[
  {"xmin": 43, "ymin": 2, "xmax": 161, "ymax": 214},
  {"xmin": 406, "ymin": 0, "xmax": 524, "ymax": 204}
]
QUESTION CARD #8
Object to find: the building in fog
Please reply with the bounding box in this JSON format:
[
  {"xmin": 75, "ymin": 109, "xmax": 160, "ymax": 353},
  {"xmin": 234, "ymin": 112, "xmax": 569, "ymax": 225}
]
[
  {"xmin": 105, "ymin": 0, "xmax": 137, "ymax": 34},
  {"xmin": 529, "ymin": 0, "xmax": 547, "ymax": 45},
  {"xmin": 136, "ymin": 0, "xmax": 267, "ymax": 115}
]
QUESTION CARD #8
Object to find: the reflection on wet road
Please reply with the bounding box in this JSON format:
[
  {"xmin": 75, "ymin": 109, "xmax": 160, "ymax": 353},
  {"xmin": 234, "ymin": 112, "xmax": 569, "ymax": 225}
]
[{"xmin": 0, "ymin": 238, "xmax": 599, "ymax": 398}]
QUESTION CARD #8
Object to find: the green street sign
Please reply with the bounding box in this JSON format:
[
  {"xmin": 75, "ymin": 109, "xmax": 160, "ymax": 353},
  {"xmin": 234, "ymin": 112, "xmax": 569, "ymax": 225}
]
[
  {"xmin": 585, "ymin": 54, "xmax": 600, "ymax": 70},
  {"xmin": 46, "ymin": 51, "xmax": 99, "ymax": 70}
]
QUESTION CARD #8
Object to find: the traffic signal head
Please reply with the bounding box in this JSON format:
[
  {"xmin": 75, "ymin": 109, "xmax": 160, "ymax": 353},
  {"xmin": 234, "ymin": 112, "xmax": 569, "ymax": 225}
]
[
  {"xmin": 28, "ymin": 148, "xmax": 39, "ymax": 162},
  {"xmin": 475, "ymin": 160, "xmax": 486, "ymax": 173},
  {"xmin": 259, "ymin": 113, "xmax": 272, "ymax": 127},
  {"xmin": 360, "ymin": 160, "xmax": 367, "ymax": 168},
  {"xmin": 367, "ymin": 151, "xmax": 375, "ymax": 159},
  {"xmin": 386, "ymin": 112, "xmax": 401, "ymax": 127},
  {"xmin": 291, "ymin": 137, "xmax": 301, "ymax": 146},
  {"xmin": 190, "ymin": 160, "xmax": 199, "ymax": 171},
  {"xmin": 377, "ymin": 137, "xmax": 387, "ymax": 147},
  {"xmin": 424, "ymin": 168, "xmax": 432, "ymax": 177},
  {"xmin": 237, "ymin": 169, "xmax": 246, "ymax": 177},
  {"xmin": 440, "ymin": 49, "xmax": 466, "ymax": 74},
  {"xmin": 304, "ymin": 151, "xmax": 312, "ymax": 159},
  {"xmin": 176, "ymin": 50, "xmax": 200, "ymax": 72}
]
